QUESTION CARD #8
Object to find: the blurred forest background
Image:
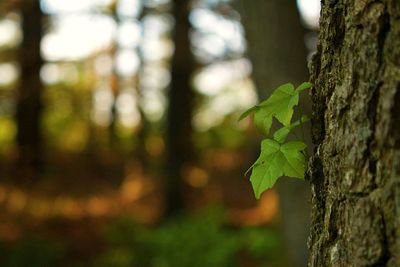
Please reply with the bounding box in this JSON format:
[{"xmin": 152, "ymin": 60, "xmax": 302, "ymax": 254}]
[{"xmin": 0, "ymin": 0, "xmax": 319, "ymax": 266}]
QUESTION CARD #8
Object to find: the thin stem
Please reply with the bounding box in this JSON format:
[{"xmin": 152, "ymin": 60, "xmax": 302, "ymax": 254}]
[{"xmin": 298, "ymin": 105, "xmax": 305, "ymax": 142}]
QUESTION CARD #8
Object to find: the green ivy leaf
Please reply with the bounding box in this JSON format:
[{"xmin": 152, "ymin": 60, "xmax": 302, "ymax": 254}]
[
  {"xmin": 280, "ymin": 141, "xmax": 307, "ymax": 178},
  {"xmin": 238, "ymin": 105, "xmax": 259, "ymax": 121},
  {"xmin": 272, "ymin": 127, "xmax": 291, "ymax": 144},
  {"xmin": 254, "ymin": 106, "xmax": 274, "ymax": 134},
  {"xmin": 249, "ymin": 139, "xmax": 306, "ymax": 199},
  {"xmin": 250, "ymin": 139, "xmax": 283, "ymax": 198},
  {"xmin": 252, "ymin": 83, "xmax": 299, "ymax": 134},
  {"xmin": 239, "ymin": 83, "xmax": 312, "ymax": 133},
  {"xmin": 261, "ymin": 83, "xmax": 299, "ymax": 126}
]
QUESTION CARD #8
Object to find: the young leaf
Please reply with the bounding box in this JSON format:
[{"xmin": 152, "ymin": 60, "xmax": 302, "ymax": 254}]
[
  {"xmin": 280, "ymin": 141, "xmax": 307, "ymax": 178},
  {"xmin": 259, "ymin": 83, "xmax": 299, "ymax": 127},
  {"xmin": 249, "ymin": 139, "xmax": 306, "ymax": 199},
  {"xmin": 251, "ymin": 156, "xmax": 284, "ymax": 199},
  {"xmin": 250, "ymin": 139, "xmax": 282, "ymax": 199},
  {"xmin": 273, "ymin": 127, "xmax": 291, "ymax": 144},
  {"xmin": 295, "ymin": 82, "xmax": 313, "ymax": 92},
  {"xmin": 241, "ymin": 83, "xmax": 310, "ymax": 133},
  {"xmin": 238, "ymin": 105, "xmax": 259, "ymax": 121},
  {"xmin": 254, "ymin": 106, "xmax": 274, "ymax": 134}
]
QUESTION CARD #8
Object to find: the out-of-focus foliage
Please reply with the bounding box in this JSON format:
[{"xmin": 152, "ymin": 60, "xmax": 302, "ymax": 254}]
[
  {"xmin": 0, "ymin": 210, "xmax": 285, "ymax": 267},
  {"xmin": 0, "ymin": 236, "xmax": 66, "ymax": 267},
  {"xmin": 96, "ymin": 209, "xmax": 285, "ymax": 267},
  {"xmin": 0, "ymin": 116, "xmax": 15, "ymax": 153}
]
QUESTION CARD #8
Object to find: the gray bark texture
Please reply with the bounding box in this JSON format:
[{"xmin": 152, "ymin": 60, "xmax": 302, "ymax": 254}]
[{"xmin": 309, "ymin": 0, "xmax": 400, "ymax": 266}]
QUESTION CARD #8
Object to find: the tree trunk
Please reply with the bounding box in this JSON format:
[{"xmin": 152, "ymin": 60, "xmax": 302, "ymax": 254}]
[
  {"xmin": 16, "ymin": 0, "xmax": 43, "ymax": 177},
  {"xmin": 165, "ymin": 0, "xmax": 195, "ymax": 217},
  {"xmin": 237, "ymin": 0, "xmax": 309, "ymax": 99},
  {"xmin": 309, "ymin": 0, "xmax": 400, "ymax": 266},
  {"xmin": 236, "ymin": 1, "xmax": 310, "ymax": 266}
]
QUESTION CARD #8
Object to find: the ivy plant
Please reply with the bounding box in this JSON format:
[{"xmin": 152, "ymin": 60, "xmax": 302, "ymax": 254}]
[{"xmin": 239, "ymin": 82, "xmax": 312, "ymax": 199}]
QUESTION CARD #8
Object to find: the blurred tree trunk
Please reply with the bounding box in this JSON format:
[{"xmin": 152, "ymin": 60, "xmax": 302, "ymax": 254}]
[
  {"xmin": 308, "ymin": 1, "xmax": 400, "ymax": 265},
  {"xmin": 16, "ymin": 0, "xmax": 43, "ymax": 178},
  {"xmin": 237, "ymin": 0, "xmax": 309, "ymax": 99},
  {"xmin": 109, "ymin": 5, "xmax": 120, "ymax": 149},
  {"xmin": 165, "ymin": 0, "xmax": 195, "ymax": 217},
  {"xmin": 109, "ymin": 72, "xmax": 119, "ymax": 148},
  {"xmin": 136, "ymin": 8, "xmax": 150, "ymax": 170},
  {"xmin": 236, "ymin": 1, "xmax": 310, "ymax": 266}
]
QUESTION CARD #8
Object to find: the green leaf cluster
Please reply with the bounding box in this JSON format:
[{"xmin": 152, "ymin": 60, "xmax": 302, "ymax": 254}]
[{"xmin": 240, "ymin": 82, "xmax": 312, "ymax": 199}]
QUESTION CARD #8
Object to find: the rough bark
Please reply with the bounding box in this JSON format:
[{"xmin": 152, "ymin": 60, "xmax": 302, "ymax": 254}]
[
  {"xmin": 165, "ymin": 0, "xmax": 195, "ymax": 217},
  {"xmin": 309, "ymin": 0, "xmax": 400, "ymax": 266},
  {"xmin": 236, "ymin": 1, "xmax": 311, "ymax": 266},
  {"xmin": 16, "ymin": 0, "xmax": 43, "ymax": 176}
]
